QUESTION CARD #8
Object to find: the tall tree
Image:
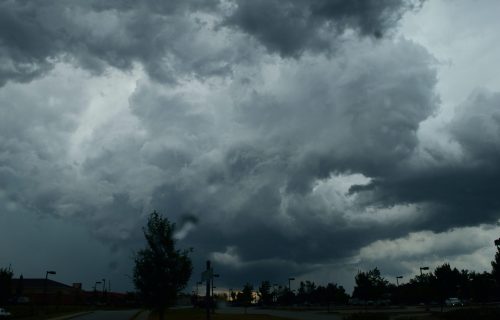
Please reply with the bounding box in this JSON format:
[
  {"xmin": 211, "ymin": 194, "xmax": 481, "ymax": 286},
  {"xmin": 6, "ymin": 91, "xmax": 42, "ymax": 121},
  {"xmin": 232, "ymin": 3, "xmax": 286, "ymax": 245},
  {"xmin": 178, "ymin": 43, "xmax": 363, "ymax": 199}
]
[
  {"xmin": 0, "ymin": 266, "xmax": 13, "ymax": 305},
  {"xmin": 238, "ymin": 283, "xmax": 254, "ymax": 313},
  {"xmin": 352, "ymin": 268, "xmax": 389, "ymax": 301},
  {"xmin": 258, "ymin": 281, "xmax": 273, "ymax": 306},
  {"xmin": 492, "ymin": 245, "xmax": 500, "ymax": 288},
  {"xmin": 133, "ymin": 211, "xmax": 192, "ymax": 320}
]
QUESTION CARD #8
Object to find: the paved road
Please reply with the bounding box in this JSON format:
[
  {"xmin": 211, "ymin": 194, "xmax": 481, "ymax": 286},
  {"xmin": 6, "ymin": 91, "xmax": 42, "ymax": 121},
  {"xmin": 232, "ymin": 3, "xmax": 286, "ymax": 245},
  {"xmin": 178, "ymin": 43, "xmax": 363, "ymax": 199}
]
[
  {"xmin": 74, "ymin": 310, "xmax": 142, "ymax": 320},
  {"xmin": 218, "ymin": 306, "xmax": 342, "ymax": 320}
]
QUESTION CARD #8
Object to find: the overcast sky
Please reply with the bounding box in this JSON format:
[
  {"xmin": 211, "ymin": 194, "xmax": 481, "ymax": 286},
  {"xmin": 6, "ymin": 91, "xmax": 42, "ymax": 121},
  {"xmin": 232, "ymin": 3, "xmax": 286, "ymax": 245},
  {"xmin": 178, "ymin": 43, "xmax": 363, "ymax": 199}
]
[{"xmin": 1, "ymin": 0, "xmax": 500, "ymax": 294}]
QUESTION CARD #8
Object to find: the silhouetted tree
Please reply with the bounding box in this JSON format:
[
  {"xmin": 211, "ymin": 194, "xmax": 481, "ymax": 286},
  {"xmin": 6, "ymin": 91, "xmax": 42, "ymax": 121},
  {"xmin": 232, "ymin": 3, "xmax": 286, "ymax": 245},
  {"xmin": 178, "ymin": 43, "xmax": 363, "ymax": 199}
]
[
  {"xmin": 238, "ymin": 283, "xmax": 254, "ymax": 313},
  {"xmin": 258, "ymin": 281, "xmax": 273, "ymax": 306},
  {"xmin": 352, "ymin": 268, "xmax": 389, "ymax": 301},
  {"xmin": 469, "ymin": 271, "xmax": 495, "ymax": 303},
  {"xmin": 0, "ymin": 267, "xmax": 13, "ymax": 305},
  {"xmin": 296, "ymin": 281, "xmax": 307, "ymax": 305},
  {"xmin": 133, "ymin": 211, "xmax": 192, "ymax": 320},
  {"xmin": 316, "ymin": 283, "xmax": 349, "ymax": 310},
  {"xmin": 433, "ymin": 263, "xmax": 460, "ymax": 303},
  {"xmin": 276, "ymin": 286, "xmax": 295, "ymax": 306},
  {"xmin": 492, "ymin": 245, "xmax": 500, "ymax": 290}
]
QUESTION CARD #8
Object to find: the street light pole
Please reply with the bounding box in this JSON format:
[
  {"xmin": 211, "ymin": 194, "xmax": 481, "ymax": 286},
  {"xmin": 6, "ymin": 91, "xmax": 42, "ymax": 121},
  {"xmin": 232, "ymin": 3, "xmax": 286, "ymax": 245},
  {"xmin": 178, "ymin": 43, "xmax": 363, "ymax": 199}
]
[
  {"xmin": 211, "ymin": 274, "xmax": 219, "ymax": 314},
  {"xmin": 273, "ymin": 283, "xmax": 278, "ymax": 303},
  {"xmin": 419, "ymin": 267, "xmax": 430, "ymax": 311},
  {"xmin": 94, "ymin": 281, "xmax": 102, "ymax": 305},
  {"xmin": 288, "ymin": 277, "xmax": 295, "ymax": 292},
  {"xmin": 44, "ymin": 270, "xmax": 56, "ymax": 306},
  {"xmin": 93, "ymin": 281, "xmax": 102, "ymax": 291},
  {"xmin": 396, "ymin": 276, "xmax": 403, "ymax": 286},
  {"xmin": 420, "ymin": 266, "xmax": 429, "ymax": 276},
  {"xmin": 196, "ymin": 281, "xmax": 202, "ymax": 297}
]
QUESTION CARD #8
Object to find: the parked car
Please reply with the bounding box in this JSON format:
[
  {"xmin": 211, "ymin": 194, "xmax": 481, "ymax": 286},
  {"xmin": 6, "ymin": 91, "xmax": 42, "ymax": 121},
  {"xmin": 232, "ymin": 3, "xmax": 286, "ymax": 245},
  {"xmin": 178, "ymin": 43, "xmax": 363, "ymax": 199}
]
[
  {"xmin": 0, "ymin": 308, "xmax": 11, "ymax": 318},
  {"xmin": 445, "ymin": 297, "xmax": 463, "ymax": 307},
  {"xmin": 348, "ymin": 298, "xmax": 363, "ymax": 305}
]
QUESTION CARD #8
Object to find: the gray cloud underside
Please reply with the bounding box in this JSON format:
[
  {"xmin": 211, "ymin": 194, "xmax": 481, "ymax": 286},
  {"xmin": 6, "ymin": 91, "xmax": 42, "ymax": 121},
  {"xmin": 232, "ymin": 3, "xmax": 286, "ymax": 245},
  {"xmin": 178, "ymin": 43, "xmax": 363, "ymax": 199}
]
[
  {"xmin": 2, "ymin": 0, "xmax": 499, "ymax": 288},
  {"xmin": 351, "ymin": 90, "xmax": 500, "ymax": 231},
  {"xmin": 225, "ymin": 0, "xmax": 423, "ymax": 57},
  {"xmin": 0, "ymin": 0, "xmax": 422, "ymax": 86}
]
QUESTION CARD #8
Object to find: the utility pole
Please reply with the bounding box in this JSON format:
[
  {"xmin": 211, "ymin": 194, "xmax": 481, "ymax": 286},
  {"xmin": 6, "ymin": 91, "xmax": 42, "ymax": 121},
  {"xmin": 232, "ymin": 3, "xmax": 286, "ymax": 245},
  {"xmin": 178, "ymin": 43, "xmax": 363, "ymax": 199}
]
[
  {"xmin": 205, "ymin": 260, "xmax": 211, "ymax": 320},
  {"xmin": 211, "ymin": 274, "xmax": 219, "ymax": 314}
]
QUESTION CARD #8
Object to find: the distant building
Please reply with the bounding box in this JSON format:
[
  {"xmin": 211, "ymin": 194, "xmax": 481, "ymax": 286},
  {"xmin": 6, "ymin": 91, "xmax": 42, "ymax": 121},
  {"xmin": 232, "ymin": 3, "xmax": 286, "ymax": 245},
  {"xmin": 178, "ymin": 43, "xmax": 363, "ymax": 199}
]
[
  {"xmin": 11, "ymin": 278, "xmax": 84, "ymax": 305},
  {"xmin": 10, "ymin": 278, "xmax": 132, "ymax": 306}
]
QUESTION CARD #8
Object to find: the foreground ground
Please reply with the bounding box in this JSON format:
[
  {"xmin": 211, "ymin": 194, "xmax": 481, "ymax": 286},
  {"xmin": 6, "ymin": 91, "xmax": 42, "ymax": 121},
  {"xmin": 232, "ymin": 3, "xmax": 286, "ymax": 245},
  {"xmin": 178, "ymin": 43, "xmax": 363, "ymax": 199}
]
[
  {"xmin": 8, "ymin": 304, "xmax": 500, "ymax": 320},
  {"xmin": 68, "ymin": 310, "xmax": 140, "ymax": 320},
  {"xmin": 147, "ymin": 308, "xmax": 296, "ymax": 320},
  {"xmin": 184, "ymin": 305, "xmax": 500, "ymax": 320}
]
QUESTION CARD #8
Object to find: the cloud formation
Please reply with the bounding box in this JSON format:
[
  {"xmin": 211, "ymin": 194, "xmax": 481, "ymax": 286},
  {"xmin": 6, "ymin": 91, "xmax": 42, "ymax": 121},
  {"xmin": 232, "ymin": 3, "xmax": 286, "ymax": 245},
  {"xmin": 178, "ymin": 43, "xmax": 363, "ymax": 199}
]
[
  {"xmin": 225, "ymin": 0, "xmax": 422, "ymax": 56},
  {"xmin": 0, "ymin": 0, "xmax": 422, "ymax": 86},
  {"xmin": 1, "ymin": 0, "xmax": 500, "ymax": 292}
]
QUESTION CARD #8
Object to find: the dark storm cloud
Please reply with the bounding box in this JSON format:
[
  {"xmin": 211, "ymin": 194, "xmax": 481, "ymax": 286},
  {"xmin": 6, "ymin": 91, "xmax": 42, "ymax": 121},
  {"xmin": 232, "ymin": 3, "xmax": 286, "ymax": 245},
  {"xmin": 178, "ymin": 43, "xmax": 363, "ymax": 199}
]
[
  {"xmin": 0, "ymin": 0, "xmax": 423, "ymax": 86},
  {"xmin": 0, "ymin": 0, "xmax": 239, "ymax": 86},
  {"xmin": 224, "ymin": 0, "xmax": 423, "ymax": 57},
  {"xmin": 347, "ymin": 89, "xmax": 500, "ymax": 233},
  {"xmin": 451, "ymin": 90, "xmax": 500, "ymax": 164},
  {"xmin": 122, "ymin": 38, "xmax": 439, "ymax": 270}
]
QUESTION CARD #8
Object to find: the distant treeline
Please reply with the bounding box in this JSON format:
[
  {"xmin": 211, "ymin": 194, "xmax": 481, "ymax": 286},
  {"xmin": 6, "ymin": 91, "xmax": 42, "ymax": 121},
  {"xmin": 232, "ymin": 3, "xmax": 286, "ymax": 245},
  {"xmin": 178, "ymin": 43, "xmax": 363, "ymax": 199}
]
[
  {"xmin": 352, "ymin": 264, "xmax": 499, "ymax": 305},
  {"xmin": 230, "ymin": 280, "xmax": 349, "ymax": 307},
  {"xmin": 229, "ymin": 247, "xmax": 500, "ymax": 306}
]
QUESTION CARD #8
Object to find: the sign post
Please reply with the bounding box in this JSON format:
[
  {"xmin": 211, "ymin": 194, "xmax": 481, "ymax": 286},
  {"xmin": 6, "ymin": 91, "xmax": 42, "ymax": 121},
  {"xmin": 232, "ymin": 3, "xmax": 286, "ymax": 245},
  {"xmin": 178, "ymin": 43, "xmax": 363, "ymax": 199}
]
[{"xmin": 204, "ymin": 260, "xmax": 212, "ymax": 320}]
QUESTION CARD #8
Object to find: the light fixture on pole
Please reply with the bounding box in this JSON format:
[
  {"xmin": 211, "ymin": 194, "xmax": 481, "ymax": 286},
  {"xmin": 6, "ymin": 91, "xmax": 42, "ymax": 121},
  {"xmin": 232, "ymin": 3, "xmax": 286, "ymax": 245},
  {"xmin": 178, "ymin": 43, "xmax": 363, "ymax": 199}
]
[
  {"xmin": 211, "ymin": 274, "xmax": 219, "ymax": 314},
  {"xmin": 419, "ymin": 266, "xmax": 429, "ymax": 276},
  {"xmin": 44, "ymin": 270, "xmax": 56, "ymax": 305},
  {"xmin": 196, "ymin": 281, "xmax": 202, "ymax": 297},
  {"xmin": 288, "ymin": 277, "xmax": 295, "ymax": 292}
]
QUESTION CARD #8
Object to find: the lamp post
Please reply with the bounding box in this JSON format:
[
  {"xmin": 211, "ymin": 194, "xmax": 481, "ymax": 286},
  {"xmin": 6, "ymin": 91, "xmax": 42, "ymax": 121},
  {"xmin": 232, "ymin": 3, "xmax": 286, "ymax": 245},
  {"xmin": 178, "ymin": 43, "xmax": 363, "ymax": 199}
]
[
  {"xmin": 102, "ymin": 278, "xmax": 107, "ymax": 304},
  {"xmin": 396, "ymin": 276, "xmax": 403, "ymax": 286},
  {"xmin": 419, "ymin": 267, "xmax": 430, "ymax": 311},
  {"xmin": 288, "ymin": 277, "xmax": 295, "ymax": 292},
  {"xmin": 273, "ymin": 283, "xmax": 278, "ymax": 303},
  {"xmin": 211, "ymin": 274, "xmax": 219, "ymax": 314},
  {"xmin": 44, "ymin": 270, "xmax": 56, "ymax": 306},
  {"xmin": 94, "ymin": 281, "xmax": 102, "ymax": 305},
  {"xmin": 196, "ymin": 281, "xmax": 202, "ymax": 297},
  {"xmin": 420, "ymin": 266, "xmax": 429, "ymax": 276},
  {"xmin": 211, "ymin": 274, "xmax": 219, "ymax": 297}
]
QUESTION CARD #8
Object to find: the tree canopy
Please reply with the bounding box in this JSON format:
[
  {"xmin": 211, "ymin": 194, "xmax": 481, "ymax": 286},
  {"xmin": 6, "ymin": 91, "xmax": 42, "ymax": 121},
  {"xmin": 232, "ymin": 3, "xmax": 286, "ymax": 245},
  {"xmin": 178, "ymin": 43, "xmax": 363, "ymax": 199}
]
[
  {"xmin": 352, "ymin": 267, "xmax": 389, "ymax": 301},
  {"xmin": 133, "ymin": 211, "xmax": 192, "ymax": 319}
]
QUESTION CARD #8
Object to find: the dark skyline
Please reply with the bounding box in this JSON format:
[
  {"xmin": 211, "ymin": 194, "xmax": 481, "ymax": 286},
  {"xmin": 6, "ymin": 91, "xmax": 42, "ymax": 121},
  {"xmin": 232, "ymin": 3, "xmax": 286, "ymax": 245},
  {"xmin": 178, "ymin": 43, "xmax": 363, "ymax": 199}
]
[{"xmin": 1, "ymin": 0, "xmax": 500, "ymax": 293}]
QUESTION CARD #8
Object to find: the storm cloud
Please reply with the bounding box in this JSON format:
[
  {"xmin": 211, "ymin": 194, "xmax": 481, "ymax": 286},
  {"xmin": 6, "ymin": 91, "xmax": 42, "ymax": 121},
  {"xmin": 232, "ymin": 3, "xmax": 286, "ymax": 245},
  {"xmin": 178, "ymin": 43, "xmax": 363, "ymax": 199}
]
[
  {"xmin": 1, "ymin": 0, "xmax": 500, "ymax": 292},
  {"xmin": 0, "ymin": 0, "xmax": 422, "ymax": 86},
  {"xmin": 225, "ymin": 0, "xmax": 423, "ymax": 56}
]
